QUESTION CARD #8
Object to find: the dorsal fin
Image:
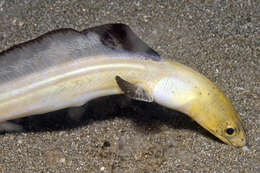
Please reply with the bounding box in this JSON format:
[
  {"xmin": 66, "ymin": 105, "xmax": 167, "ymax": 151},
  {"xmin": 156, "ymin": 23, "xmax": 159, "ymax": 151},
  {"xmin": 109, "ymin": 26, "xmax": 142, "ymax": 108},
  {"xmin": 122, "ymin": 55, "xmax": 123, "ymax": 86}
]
[
  {"xmin": 0, "ymin": 24, "xmax": 162, "ymax": 83},
  {"xmin": 81, "ymin": 23, "xmax": 161, "ymax": 61}
]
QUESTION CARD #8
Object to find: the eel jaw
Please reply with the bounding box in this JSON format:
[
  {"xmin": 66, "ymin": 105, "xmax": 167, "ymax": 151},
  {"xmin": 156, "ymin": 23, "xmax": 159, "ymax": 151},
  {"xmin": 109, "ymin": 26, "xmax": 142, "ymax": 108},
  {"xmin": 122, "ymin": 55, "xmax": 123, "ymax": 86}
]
[{"xmin": 195, "ymin": 119, "xmax": 246, "ymax": 147}]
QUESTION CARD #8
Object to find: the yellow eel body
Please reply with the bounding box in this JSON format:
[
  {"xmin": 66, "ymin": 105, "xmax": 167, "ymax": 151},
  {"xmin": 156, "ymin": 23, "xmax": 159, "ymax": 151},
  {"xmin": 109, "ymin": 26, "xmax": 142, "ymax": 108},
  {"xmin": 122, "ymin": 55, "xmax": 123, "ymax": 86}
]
[{"xmin": 0, "ymin": 24, "xmax": 246, "ymax": 147}]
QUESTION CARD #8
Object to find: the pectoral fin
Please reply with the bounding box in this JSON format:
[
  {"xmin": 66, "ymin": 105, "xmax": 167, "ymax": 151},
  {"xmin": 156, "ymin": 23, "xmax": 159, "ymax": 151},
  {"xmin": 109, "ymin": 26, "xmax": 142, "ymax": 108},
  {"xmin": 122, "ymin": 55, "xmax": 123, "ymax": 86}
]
[{"xmin": 115, "ymin": 75, "xmax": 153, "ymax": 102}]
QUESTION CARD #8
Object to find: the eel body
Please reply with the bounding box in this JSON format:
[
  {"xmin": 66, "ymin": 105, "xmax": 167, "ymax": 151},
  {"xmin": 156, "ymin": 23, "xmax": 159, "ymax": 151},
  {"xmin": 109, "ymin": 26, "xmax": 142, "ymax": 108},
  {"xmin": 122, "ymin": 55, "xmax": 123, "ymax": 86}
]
[{"xmin": 0, "ymin": 24, "xmax": 246, "ymax": 147}]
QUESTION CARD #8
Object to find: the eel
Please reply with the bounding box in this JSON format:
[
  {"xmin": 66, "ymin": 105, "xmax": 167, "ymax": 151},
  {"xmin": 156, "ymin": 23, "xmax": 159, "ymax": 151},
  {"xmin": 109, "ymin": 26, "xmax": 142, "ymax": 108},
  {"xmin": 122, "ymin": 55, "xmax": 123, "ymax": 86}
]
[{"xmin": 0, "ymin": 23, "xmax": 246, "ymax": 147}]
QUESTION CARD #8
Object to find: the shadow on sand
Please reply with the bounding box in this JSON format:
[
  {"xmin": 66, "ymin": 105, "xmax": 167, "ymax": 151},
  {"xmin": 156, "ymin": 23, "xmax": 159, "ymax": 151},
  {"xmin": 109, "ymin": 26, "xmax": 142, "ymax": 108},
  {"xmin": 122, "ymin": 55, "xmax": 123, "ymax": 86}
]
[{"xmin": 1, "ymin": 95, "xmax": 222, "ymax": 144}]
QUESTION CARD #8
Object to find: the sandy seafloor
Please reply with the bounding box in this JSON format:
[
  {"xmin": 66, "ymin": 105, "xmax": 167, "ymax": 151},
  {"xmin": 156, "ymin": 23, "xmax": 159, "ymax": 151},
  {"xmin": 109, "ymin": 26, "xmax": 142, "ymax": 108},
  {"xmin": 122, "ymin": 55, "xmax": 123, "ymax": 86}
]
[{"xmin": 0, "ymin": 0, "xmax": 259, "ymax": 172}]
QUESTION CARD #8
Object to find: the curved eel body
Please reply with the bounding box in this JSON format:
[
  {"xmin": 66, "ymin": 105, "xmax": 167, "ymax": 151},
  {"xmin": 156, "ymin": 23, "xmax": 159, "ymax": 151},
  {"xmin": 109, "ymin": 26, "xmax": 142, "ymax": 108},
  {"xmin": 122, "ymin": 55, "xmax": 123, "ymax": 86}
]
[{"xmin": 0, "ymin": 24, "xmax": 246, "ymax": 147}]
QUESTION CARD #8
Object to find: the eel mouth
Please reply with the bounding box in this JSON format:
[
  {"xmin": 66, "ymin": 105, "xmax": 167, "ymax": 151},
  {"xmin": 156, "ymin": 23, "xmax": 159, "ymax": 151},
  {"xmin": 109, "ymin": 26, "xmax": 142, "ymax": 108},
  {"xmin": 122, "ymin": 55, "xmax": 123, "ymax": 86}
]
[
  {"xmin": 197, "ymin": 122, "xmax": 246, "ymax": 147},
  {"xmin": 220, "ymin": 135, "xmax": 246, "ymax": 147},
  {"xmin": 208, "ymin": 129, "xmax": 246, "ymax": 147}
]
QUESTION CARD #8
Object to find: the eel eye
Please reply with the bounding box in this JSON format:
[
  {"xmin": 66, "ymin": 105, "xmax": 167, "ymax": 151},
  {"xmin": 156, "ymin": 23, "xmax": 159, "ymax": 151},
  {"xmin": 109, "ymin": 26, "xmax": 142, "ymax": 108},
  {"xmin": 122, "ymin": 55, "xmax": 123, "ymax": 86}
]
[{"xmin": 225, "ymin": 128, "xmax": 235, "ymax": 135}]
